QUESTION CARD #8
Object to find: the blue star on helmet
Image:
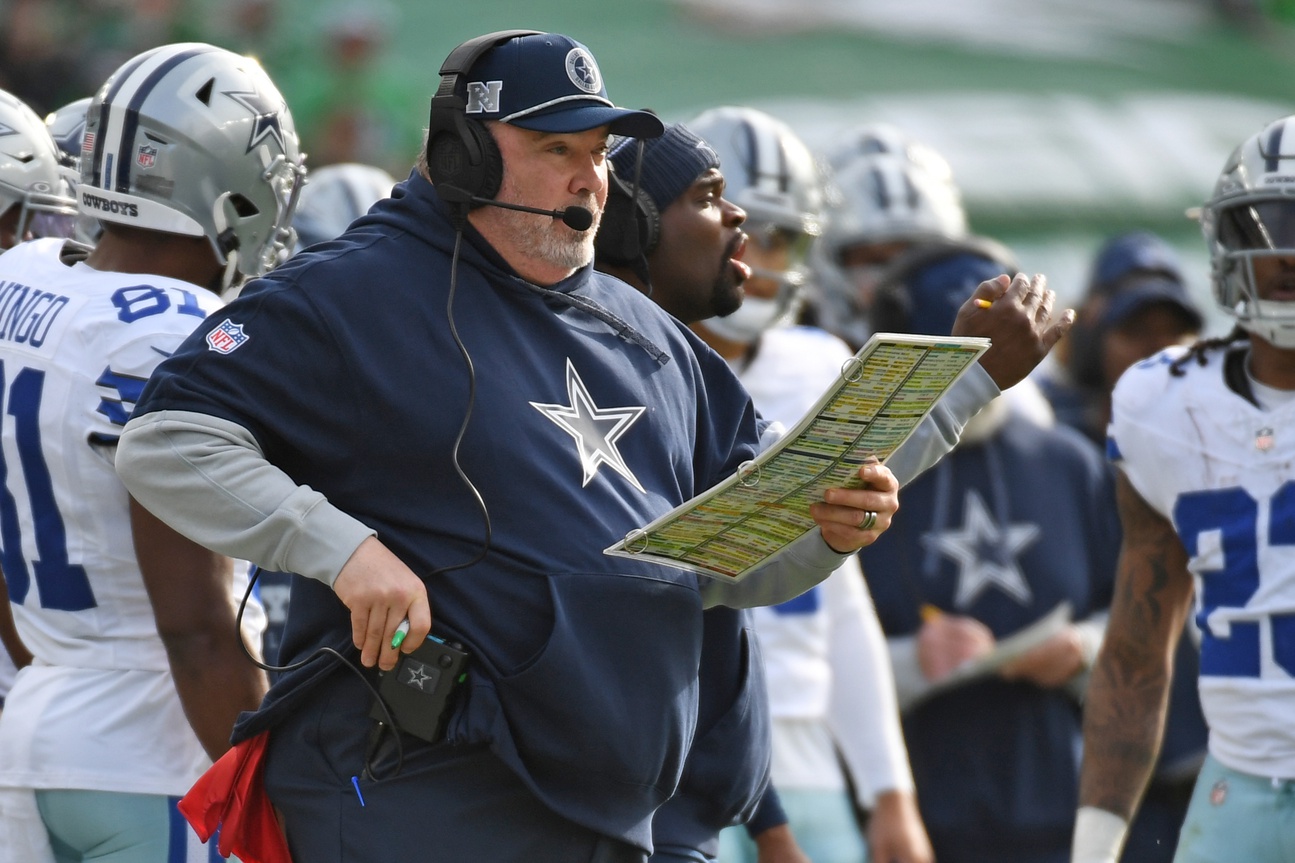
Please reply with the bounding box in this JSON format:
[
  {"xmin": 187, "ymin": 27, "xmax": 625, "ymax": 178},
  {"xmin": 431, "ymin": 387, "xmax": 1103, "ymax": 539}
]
[
  {"xmin": 531, "ymin": 359, "xmax": 646, "ymax": 492},
  {"xmin": 0, "ymin": 122, "xmax": 15, "ymax": 138},
  {"xmin": 222, "ymin": 87, "xmax": 287, "ymax": 154}
]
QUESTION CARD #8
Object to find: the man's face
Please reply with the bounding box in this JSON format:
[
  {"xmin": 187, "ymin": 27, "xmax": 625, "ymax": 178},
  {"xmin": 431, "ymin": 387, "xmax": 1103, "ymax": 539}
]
[
  {"xmin": 646, "ymin": 168, "xmax": 749, "ymax": 323},
  {"xmin": 1250, "ymin": 255, "xmax": 1295, "ymax": 304},
  {"xmin": 472, "ymin": 122, "xmax": 609, "ymax": 284},
  {"xmin": 1101, "ymin": 303, "xmax": 1198, "ymax": 391}
]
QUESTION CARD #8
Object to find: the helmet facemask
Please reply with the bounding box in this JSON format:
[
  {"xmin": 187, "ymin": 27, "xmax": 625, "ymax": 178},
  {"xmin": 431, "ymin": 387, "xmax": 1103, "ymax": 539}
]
[{"xmin": 1202, "ymin": 118, "xmax": 1295, "ymax": 349}]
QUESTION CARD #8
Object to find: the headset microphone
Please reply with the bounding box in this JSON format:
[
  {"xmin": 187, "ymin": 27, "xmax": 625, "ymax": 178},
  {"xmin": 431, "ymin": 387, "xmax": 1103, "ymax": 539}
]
[
  {"xmin": 469, "ymin": 198, "xmax": 594, "ymax": 231},
  {"xmin": 435, "ymin": 183, "xmax": 594, "ymax": 231}
]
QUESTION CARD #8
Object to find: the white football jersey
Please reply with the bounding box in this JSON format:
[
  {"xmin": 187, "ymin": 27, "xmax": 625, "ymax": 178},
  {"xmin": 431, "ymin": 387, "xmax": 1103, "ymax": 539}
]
[
  {"xmin": 1111, "ymin": 344, "xmax": 1295, "ymax": 779},
  {"xmin": 0, "ymin": 238, "xmax": 262, "ymax": 795}
]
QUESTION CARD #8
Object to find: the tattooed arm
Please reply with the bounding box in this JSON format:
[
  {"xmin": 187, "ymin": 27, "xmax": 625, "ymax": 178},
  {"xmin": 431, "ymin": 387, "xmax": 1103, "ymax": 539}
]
[{"xmin": 1072, "ymin": 471, "xmax": 1195, "ymax": 861}]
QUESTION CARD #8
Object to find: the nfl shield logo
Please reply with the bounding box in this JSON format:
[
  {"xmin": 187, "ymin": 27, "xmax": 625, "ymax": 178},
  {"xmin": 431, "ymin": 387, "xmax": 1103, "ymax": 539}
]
[
  {"xmin": 206, "ymin": 319, "xmax": 249, "ymax": 354},
  {"xmin": 1257, "ymin": 427, "xmax": 1275, "ymax": 452},
  {"xmin": 136, "ymin": 144, "xmax": 157, "ymax": 169}
]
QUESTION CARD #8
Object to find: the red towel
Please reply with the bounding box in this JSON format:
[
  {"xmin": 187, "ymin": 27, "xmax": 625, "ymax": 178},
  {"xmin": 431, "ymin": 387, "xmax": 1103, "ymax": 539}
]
[{"xmin": 178, "ymin": 730, "xmax": 292, "ymax": 863}]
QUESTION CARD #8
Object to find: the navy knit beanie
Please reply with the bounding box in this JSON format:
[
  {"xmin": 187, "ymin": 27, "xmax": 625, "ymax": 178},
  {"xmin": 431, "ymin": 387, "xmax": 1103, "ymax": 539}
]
[{"xmin": 608, "ymin": 122, "xmax": 720, "ymax": 212}]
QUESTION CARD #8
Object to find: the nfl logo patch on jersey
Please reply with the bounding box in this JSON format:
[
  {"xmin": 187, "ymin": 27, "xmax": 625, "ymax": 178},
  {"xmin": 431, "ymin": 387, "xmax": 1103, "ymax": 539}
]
[{"xmin": 207, "ymin": 319, "xmax": 249, "ymax": 354}]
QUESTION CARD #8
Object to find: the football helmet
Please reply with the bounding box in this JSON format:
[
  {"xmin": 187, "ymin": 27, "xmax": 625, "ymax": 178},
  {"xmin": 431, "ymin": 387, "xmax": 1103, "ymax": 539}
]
[
  {"xmin": 0, "ymin": 88, "xmax": 77, "ymax": 248},
  {"xmin": 44, "ymin": 96, "xmax": 92, "ymax": 170},
  {"xmin": 292, "ymin": 162, "xmax": 396, "ymax": 253},
  {"xmin": 813, "ymin": 124, "xmax": 967, "ymax": 347},
  {"xmin": 1201, "ymin": 115, "xmax": 1295, "ymax": 348},
  {"xmin": 687, "ymin": 106, "xmax": 824, "ymax": 340},
  {"xmin": 81, "ymin": 43, "xmax": 306, "ymax": 290}
]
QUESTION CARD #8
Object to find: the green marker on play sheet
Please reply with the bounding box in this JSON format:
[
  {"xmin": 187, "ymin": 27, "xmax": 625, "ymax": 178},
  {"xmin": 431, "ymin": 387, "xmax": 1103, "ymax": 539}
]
[{"xmin": 391, "ymin": 619, "xmax": 410, "ymax": 649}]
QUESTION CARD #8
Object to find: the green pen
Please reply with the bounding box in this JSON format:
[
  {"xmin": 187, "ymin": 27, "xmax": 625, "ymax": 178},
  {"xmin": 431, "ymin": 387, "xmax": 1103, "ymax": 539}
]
[{"xmin": 391, "ymin": 619, "xmax": 411, "ymax": 649}]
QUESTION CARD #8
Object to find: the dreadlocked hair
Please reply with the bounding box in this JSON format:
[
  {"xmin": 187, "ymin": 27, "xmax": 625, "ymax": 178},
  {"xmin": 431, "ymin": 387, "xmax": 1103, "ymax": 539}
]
[{"xmin": 1169, "ymin": 325, "xmax": 1249, "ymax": 377}]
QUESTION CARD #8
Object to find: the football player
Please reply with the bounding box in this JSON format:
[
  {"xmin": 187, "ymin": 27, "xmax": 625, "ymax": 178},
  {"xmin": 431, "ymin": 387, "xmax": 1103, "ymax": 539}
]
[
  {"xmin": 0, "ymin": 43, "xmax": 301, "ymax": 862},
  {"xmin": 812, "ymin": 124, "xmax": 967, "ymax": 350},
  {"xmin": 1073, "ymin": 115, "xmax": 1295, "ymax": 862}
]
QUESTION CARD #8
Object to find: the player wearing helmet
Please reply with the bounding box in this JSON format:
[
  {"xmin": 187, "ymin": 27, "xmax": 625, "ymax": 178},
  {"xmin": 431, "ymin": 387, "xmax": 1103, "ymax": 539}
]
[
  {"xmin": 0, "ymin": 43, "xmax": 299, "ymax": 862},
  {"xmin": 813, "ymin": 124, "xmax": 967, "ymax": 350},
  {"xmin": 1073, "ymin": 116, "xmax": 1295, "ymax": 863},
  {"xmin": 0, "ymin": 89, "xmax": 77, "ymax": 251}
]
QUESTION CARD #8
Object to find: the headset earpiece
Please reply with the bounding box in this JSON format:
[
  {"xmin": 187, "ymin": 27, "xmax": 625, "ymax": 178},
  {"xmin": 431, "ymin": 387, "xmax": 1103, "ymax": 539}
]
[
  {"xmin": 425, "ymin": 29, "xmax": 541, "ymax": 206},
  {"xmin": 596, "ymin": 168, "xmax": 660, "ymax": 265}
]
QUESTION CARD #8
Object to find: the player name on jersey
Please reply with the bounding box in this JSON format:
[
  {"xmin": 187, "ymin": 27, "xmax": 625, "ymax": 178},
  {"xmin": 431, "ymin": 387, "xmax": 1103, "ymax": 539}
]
[{"xmin": 0, "ymin": 280, "xmax": 70, "ymax": 348}]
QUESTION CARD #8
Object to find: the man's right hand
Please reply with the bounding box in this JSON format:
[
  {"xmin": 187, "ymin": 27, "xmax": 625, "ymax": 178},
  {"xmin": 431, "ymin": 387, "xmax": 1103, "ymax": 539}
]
[
  {"xmin": 952, "ymin": 272, "xmax": 1075, "ymax": 390},
  {"xmin": 332, "ymin": 537, "xmax": 432, "ymax": 671}
]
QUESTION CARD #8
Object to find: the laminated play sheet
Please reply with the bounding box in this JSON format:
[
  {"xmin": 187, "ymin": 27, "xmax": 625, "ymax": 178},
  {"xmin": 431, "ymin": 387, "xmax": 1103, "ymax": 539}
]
[{"xmin": 605, "ymin": 332, "xmax": 990, "ymax": 580}]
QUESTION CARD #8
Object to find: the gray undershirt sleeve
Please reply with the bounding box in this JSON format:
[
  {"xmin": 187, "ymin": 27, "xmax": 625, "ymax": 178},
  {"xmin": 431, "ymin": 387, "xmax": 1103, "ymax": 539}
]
[
  {"xmin": 116, "ymin": 410, "xmax": 375, "ymax": 588},
  {"xmin": 885, "ymin": 364, "xmax": 998, "ymax": 486}
]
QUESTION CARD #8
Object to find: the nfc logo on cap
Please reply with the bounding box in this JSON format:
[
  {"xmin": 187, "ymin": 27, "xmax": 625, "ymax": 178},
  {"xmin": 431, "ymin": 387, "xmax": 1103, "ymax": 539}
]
[{"xmin": 465, "ymin": 81, "xmax": 503, "ymax": 114}]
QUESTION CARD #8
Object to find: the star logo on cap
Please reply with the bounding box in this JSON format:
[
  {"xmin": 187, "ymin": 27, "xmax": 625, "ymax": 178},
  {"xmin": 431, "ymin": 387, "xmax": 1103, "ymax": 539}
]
[
  {"xmin": 531, "ymin": 359, "xmax": 645, "ymax": 492},
  {"xmin": 565, "ymin": 48, "xmax": 601, "ymax": 94},
  {"xmin": 222, "ymin": 87, "xmax": 288, "ymax": 154}
]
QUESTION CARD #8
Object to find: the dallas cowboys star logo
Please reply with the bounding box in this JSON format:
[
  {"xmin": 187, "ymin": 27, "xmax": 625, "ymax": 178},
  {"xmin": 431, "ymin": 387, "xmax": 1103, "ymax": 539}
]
[
  {"xmin": 531, "ymin": 359, "xmax": 646, "ymax": 492},
  {"xmin": 565, "ymin": 48, "xmax": 602, "ymax": 94},
  {"xmin": 222, "ymin": 87, "xmax": 287, "ymax": 153},
  {"xmin": 920, "ymin": 489, "xmax": 1038, "ymax": 608},
  {"xmin": 0, "ymin": 122, "xmax": 15, "ymax": 138},
  {"xmin": 401, "ymin": 661, "xmax": 435, "ymax": 691}
]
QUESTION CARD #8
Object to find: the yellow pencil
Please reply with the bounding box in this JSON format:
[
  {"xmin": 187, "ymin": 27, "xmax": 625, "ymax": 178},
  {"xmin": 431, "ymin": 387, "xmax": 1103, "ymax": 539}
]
[
  {"xmin": 974, "ymin": 298, "xmax": 993, "ymax": 309},
  {"xmin": 920, "ymin": 603, "xmax": 944, "ymax": 623}
]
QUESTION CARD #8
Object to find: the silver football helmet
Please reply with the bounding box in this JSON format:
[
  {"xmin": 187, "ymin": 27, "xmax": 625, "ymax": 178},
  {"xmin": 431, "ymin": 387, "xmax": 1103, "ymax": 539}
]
[
  {"xmin": 0, "ymin": 88, "xmax": 77, "ymax": 248},
  {"xmin": 80, "ymin": 43, "xmax": 306, "ymax": 289},
  {"xmin": 45, "ymin": 97, "xmax": 92, "ymax": 171},
  {"xmin": 1201, "ymin": 115, "xmax": 1295, "ymax": 348},
  {"xmin": 813, "ymin": 124, "xmax": 968, "ymax": 347},
  {"xmin": 688, "ymin": 106, "xmax": 822, "ymax": 277},
  {"xmin": 687, "ymin": 106, "xmax": 824, "ymax": 340},
  {"xmin": 292, "ymin": 162, "xmax": 395, "ymax": 254}
]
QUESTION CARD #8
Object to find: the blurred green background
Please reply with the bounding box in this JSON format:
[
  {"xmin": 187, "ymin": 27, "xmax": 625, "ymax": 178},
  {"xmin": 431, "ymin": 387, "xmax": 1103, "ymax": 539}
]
[{"xmin": 4, "ymin": 0, "xmax": 1294, "ymax": 322}]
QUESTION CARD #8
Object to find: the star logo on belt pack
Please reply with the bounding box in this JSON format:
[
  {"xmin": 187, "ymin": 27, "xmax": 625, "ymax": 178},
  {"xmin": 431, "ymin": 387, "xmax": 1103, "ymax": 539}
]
[
  {"xmin": 531, "ymin": 358, "xmax": 646, "ymax": 492},
  {"xmin": 206, "ymin": 319, "xmax": 249, "ymax": 354}
]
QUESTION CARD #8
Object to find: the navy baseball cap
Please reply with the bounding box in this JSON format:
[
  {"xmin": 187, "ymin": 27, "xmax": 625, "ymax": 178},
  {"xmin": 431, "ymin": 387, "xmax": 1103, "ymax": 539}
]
[
  {"xmin": 465, "ymin": 33, "xmax": 663, "ymax": 139},
  {"xmin": 1089, "ymin": 232, "xmax": 1203, "ymax": 330}
]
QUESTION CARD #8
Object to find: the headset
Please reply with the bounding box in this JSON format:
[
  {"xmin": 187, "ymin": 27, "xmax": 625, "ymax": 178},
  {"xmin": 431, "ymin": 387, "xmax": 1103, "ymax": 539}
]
[
  {"xmin": 425, "ymin": 29, "xmax": 542, "ymax": 212},
  {"xmin": 595, "ymin": 162, "xmax": 660, "ymax": 265}
]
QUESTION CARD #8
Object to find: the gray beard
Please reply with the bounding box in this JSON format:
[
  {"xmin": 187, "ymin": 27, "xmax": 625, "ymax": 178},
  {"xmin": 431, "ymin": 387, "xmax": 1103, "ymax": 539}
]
[{"xmin": 492, "ymin": 193, "xmax": 600, "ymax": 271}]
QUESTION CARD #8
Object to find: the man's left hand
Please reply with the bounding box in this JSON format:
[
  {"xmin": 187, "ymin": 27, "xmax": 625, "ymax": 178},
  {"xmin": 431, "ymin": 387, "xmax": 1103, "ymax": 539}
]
[{"xmin": 810, "ymin": 461, "xmax": 899, "ymax": 553}]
